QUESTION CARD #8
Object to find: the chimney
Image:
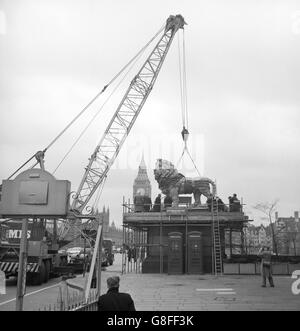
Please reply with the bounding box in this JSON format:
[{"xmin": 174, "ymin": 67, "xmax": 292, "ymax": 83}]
[
  {"xmin": 294, "ymin": 211, "xmax": 299, "ymax": 222},
  {"xmin": 275, "ymin": 211, "xmax": 278, "ymax": 221}
]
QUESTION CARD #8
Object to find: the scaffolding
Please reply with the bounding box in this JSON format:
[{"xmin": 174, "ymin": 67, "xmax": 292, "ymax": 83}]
[{"xmin": 122, "ymin": 198, "xmax": 249, "ymax": 275}]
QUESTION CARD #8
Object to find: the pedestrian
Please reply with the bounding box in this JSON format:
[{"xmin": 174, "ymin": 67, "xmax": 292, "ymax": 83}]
[
  {"xmin": 258, "ymin": 245, "xmax": 275, "ymax": 288},
  {"xmin": 98, "ymin": 276, "xmax": 136, "ymax": 311},
  {"xmin": 127, "ymin": 247, "xmax": 132, "ymax": 262}
]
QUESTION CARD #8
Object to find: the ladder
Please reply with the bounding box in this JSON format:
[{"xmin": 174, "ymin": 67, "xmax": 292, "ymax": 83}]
[{"xmin": 211, "ymin": 198, "xmax": 223, "ymax": 275}]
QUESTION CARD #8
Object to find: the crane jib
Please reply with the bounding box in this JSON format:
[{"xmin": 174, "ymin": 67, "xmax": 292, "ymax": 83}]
[{"xmin": 72, "ymin": 15, "xmax": 186, "ymax": 213}]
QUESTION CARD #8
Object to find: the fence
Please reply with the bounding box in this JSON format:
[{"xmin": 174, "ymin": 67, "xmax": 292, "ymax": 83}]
[
  {"xmin": 39, "ymin": 291, "xmax": 98, "ymax": 311},
  {"xmin": 39, "ymin": 277, "xmax": 99, "ymax": 311},
  {"xmin": 224, "ymin": 262, "xmax": 300, "ymax": 275},
  {"xmin": 123, "ymin": 201, "xmax": 244, "ymax": 214}
]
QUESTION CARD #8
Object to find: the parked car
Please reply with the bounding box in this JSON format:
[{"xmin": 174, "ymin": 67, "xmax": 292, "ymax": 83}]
[{"xmin": 67, "ymin": 247, "xmax": 83, "ymax": 263}]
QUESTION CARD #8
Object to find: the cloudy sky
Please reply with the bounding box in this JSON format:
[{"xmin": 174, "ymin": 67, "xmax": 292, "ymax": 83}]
[{"xmin": 1, "ymin": 0, "xmax": 300, "ymax": 226}]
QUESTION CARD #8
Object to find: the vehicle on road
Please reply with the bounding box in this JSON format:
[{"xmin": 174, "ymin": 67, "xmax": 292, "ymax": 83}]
[
  {"xmin": 66, "ymin": 247, "xmax": 83, "ymax": 263},
  {"xmin": 103, "ymin": 239, "xmax": 114, "ymax": 266},
  {"xmin": 0, "ymin": 219, "xmax": 68, "ymax": 285}
]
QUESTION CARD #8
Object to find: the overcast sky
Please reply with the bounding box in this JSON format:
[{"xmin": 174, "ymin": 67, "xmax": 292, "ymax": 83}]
[{"xmin": 1, "ymin": 0, "xmax": 300, "ymax": 227}]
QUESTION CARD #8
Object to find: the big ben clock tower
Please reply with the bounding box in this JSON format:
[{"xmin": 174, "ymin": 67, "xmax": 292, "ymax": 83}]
[{"xmin": 133, "ymin": 155, "xmax": 152, "ymax": 200}]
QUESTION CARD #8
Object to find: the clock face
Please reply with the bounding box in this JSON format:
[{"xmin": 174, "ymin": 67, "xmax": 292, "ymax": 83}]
[{"xmin": 137, "ymin": 188, "xmax": 145, "ymax": 195}]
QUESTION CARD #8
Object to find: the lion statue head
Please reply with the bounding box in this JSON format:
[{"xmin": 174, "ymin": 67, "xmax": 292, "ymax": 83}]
[{"xmin": 154, "ymin": 159, "xmax": 184, "ymax": 194}]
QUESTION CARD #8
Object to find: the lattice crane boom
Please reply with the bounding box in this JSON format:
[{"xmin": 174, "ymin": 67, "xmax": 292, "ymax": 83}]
[{"xmin": 71, "ymin": 14, "xmax": 186, "ymax": 213}]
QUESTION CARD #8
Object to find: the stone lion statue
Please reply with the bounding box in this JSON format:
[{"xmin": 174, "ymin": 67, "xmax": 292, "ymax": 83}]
[{"xmin": 154, "ymin": 159, "xmax": 216, "ymax": 207}]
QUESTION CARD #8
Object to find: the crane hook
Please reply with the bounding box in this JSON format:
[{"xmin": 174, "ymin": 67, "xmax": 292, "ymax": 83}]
[{"xmin": 181, "ymin": 126, "xmax": 189, "ymax": 147}]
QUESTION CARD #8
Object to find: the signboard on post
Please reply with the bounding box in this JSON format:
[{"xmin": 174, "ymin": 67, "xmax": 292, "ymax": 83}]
[
  {"xmin": 84, "ymin": 221, "xmax": 103, "ymax": 303},
  {"xmin": 16, "ymin": 219, "xmax": 28, "ymax": 311}
]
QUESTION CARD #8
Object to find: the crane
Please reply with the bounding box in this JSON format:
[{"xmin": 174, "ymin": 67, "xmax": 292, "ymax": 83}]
[
  {"xmin": 3, "ymin": 14, "xmax": 186, "ymax": 216},
  {"xmin": 1, "ymin": 14, "xmax": 187, "ymax": 253},
  {"xmin": 0, "ymin": 15, "xmax": 187, "ymax": 306},
  {"xmin": 71, "ymin": 14, "xmax": 186, "ymax": 214}
]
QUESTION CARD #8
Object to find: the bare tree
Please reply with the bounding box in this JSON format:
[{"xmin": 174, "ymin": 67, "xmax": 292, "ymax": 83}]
[{"xmin": 253, "ymin": 200, "xmax": 279, "ymax": 256}]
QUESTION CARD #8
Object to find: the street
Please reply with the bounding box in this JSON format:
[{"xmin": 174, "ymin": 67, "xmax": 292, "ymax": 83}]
[
  {"xmin": 0, "ymin": 254, "xmax": 123, "ymax": 311},
  {"xmin": 1, "ymin": 254, "xmax": 299, "ymax": 311}
]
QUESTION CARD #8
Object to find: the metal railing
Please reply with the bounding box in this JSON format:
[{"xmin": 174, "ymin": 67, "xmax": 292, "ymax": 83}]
[
  {"xmin": 39, "ymin": 279, "xmax": 99, "ymax": 311},
  {"xmin": 123, "ymin": 202, "xmax": 244, "ymax": 214},
  {"xmin": 39, "ymin": 292, "xmax": 98, "ymax": 311}
]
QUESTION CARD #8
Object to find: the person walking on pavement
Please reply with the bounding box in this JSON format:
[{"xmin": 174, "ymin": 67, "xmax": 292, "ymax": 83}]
[
  {"xmin": 98, "ymin": 276, "xmax": 136, "ymax": 311},
  {"xmin": 258, "ymin": 245, "xmax": 275, "ymax": 288}
]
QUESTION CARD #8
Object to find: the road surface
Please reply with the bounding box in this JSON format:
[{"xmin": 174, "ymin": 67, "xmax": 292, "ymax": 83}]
[
  {"xmin": 0, "ymin": 276, "xmax": 63, "ymax": 311},
  {"xmin": 0, "ymin": 254, "xmax": 123, "ymax": 311}
]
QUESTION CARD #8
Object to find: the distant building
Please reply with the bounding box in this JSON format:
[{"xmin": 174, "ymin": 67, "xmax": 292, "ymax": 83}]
[
  {"xmin": 275, "ymin": 211, "xmax": 300, "ymax": 255},
  {"xmin": 133, "ymin": 155, "xmax": 152, "ymax": 200},
  {"xmin": 240, "ymin": 211, "xmax": 300, "ymax": 256},
  {"xmin": 230, "ymin": 224, "xmax": 273, "ymax": 255},
  {"xmin": 105, "ymin": 221, "xmax": 123, "ymax": 247}
]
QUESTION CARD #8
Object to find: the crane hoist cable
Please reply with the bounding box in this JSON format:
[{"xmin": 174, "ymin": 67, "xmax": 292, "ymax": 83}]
[
  {"xmin": 176, "ymin": 29, "xmax": 201, "ymax": 177},
  {"xmin": 178, "ymin": 32, "xmax": 185, "ymax": 129},
  {"xmin": 182, "ymin": 30, "xmax": 189, "ymax": 131},
  {"xmin": 7, "ymin": 24, "xmax": 165, "ymax": 180}
]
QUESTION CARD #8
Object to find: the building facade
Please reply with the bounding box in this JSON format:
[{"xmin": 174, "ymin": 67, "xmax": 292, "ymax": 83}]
[
  {"xmin": 242, "ymin": 224, "xmax": 272, "ymax": 254},
  {"xmin": 275, "ymin": 211, "xmax": 300, "ymax": 256}
]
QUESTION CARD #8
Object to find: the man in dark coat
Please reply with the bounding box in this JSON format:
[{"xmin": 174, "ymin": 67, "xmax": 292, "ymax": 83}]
[{"xmin": 98, "ymin": 276, "xmax": 136, "ymax": 311}]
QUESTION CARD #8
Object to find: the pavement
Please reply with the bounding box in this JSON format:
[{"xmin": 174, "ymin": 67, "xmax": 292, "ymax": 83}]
[
  {"xmin": 68, "ymin": 254, "xmax": 300, "ymax": 311},
  {"xmin": 0, "ymin": 254, "xmax": 299, "ymax": 311}
]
